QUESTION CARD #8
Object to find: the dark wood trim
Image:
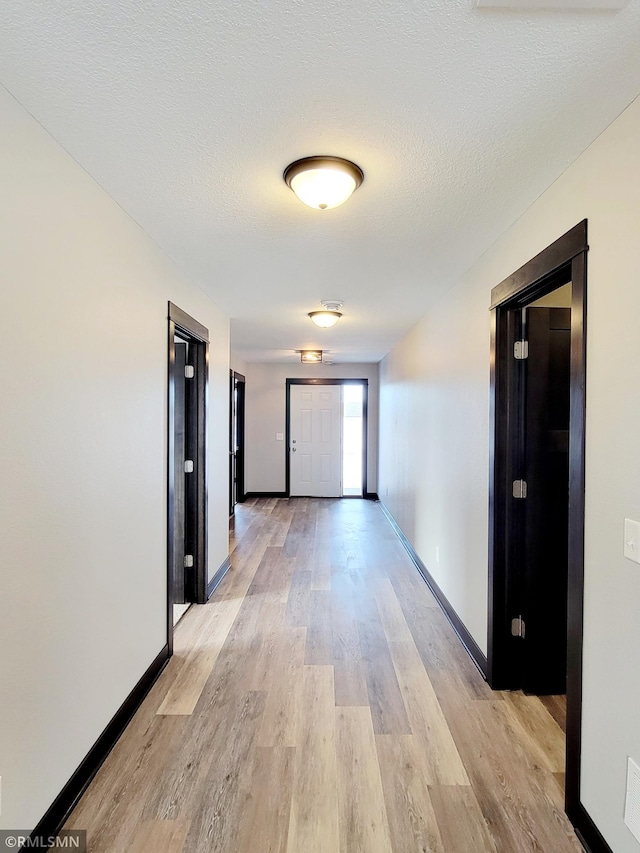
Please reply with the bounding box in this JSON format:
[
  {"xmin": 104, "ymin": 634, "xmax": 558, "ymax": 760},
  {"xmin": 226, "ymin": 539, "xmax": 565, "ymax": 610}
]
[
  {"xmin": 244, "ymin": 491, "xmax": 288, "ymax": 499},
  {"xmin": 232, "ymin": 370, "xmax": 246, "ymax": 382},
  {"xmin": 167, "ymin": 320, "xmax": 177, "ymax": 655},
  {"xmin": 379, "ymin": 502, "xmax": 488, "ymax": 678},
  {"xmin": 30, "ymin": 645, "xmax": 169, "ymax": 847},
  {"xmin": 487, "ymin": 223, "xmax": 588, "ymax": 831},
  {"xmin": 490, "ymin": 221, "xmax": 588, "ymax": 309},
  {"xmin": 565, "ymin": 247, "xmax": 588, "ymax": 817},
  {"xmin": 229, "ymin": 370, "xmax": 234, "ymax": 515},
  {"xmin": 284, "ymin": 378, "xmax": 369, "ymax": 385},
  {"xmin": 487, "ymin": 306, "xmax": 500, "ymax": 685},
  {"xmin": 361, "ymin": 381, "xmax": 369, "ymax": 498},
  {"xmin": 194, "ymin": 340, "xmax": 209, "ymax": 604},
  {"xmin": 207, "ymin": 556, "xmax": 231, "ymax": 599},
  {"xmin": 365, "ymin": 492, "xmax": 380, "ymax": 501},
  {"xmin": 168, "ymin": 301, "xmax": 209, "ymax": 342},
  {"xmin": 570, "ymin": 802, "xmax": 614, "ymax": 853},
  {"xmin": 285, "ymin": 378, "xmax": 369, "ymax": 498}
]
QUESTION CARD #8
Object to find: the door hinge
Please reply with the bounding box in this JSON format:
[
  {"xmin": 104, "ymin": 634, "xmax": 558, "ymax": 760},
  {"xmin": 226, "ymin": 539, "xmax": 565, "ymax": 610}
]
[
  {"xmin": 184, "ymin": 365, "xmax": 195, "ymax": 379},
  {"xmin": 184, "ymin": 554, "xmax": 194, "ymax": 568},
  {"xmin": 184, "ymin": 459, "xmax": 194, "ymax": 473},
  {"xmin": 511, "ymin": 616, "xmax": 526, "ymax": 638},
  {"xmin": 512, "ymin": 479, "xmax": 527, "ymax": 499},
  {"xmin": 514, "ymin": 340, "xmax": 529, "ymax": 360}
]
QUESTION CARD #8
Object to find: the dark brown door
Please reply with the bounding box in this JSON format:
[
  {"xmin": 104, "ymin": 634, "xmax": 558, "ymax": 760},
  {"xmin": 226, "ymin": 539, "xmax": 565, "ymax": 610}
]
[
  {"xmin": 173, "ymin": 341, "xmax": 187, "ymax": 604},
  {"xmin": 229, "ymin": 372, "xmax": 245, "ymax": 514},
  {"xmin": 229, "ymin": 373, "xmax": 236, "ymax": 514},
  {"xmin": 183, "ymin": 341, "xmax": 198, "ymax": 602},
  {"xmin": 521, "ymin": 306, "xmax": 571, "ymax": 694},
  {"xmin": 173, "ymin": 338, "xmax": 200, "ymax": 604}
]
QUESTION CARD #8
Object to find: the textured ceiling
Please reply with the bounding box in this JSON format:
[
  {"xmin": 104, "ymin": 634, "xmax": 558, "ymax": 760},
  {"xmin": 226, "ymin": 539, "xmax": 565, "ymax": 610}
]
[{"xmin": 1, "ymin": 0, "xmax": 640, "ymax": 362}]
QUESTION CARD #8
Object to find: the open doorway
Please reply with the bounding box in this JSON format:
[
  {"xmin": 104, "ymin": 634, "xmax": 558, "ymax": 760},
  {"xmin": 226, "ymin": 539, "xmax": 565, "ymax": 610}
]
[
  {"xmin": 487, "ymin": 222, "xmax": 587, "ymax": 823},
  {"xmin": 285, "ymin": 378, "xmax": 368, "ymax": 498},
  {"xmin": 167, "ymin": 302, "xmax": 209, "ymax": 649},
  {"xmin": 493, "ymin": 281, "xmax": 573, "ymax": 696}
]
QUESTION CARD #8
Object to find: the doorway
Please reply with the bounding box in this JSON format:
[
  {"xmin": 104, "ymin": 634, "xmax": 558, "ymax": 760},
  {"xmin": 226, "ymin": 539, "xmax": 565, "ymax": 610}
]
[
  {"xmin": 167, "ymin": 302, "xmax": 209, "ymax": 651},
  {"xmin": 285, "ymin": 378, "xmax": 368, "ymax": 498},
  {"xmin": 496, "ymin": 283, "xmax": 572, "ymax": 694},
  {"xmin": 343, "ymin": 383, "xmax": 364, "ymax": 496},
  {"xmin": 487, "ymin": 222, "xmax": 587, "ymax": 822},
  {"xmin": 229, "ymin": 370, "xmax": 246, "ymax": 514}
]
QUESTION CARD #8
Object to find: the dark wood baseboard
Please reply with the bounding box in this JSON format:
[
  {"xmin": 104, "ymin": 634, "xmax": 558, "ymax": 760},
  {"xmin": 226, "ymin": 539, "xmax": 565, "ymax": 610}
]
[
  {"xmin": 244, "ymin": 491, "xmax": 288, "ymax": 499},
  {"xmin": 207, "ymin": 556, "xmax": 231, "ymax": 599},
  {"xmin": 244, "ymin": 491, "xmax": 380, "ymax": 502},
  {"xmin": 570, "ymin": 803, "xmax": 614, "ymax": 853},
  {"xmin": 379, "ymin": 501, "xmax": 488, "ymax": 678},
  {"xmin": 31, "ymin": 644, "xmax": 170, "ymax": 847}
]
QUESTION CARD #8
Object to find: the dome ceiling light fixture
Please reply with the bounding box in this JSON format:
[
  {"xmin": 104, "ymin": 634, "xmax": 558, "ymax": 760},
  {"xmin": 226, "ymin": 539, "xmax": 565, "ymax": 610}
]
[
  {"xmin": 284, "ymin": 156, "xmax": 364, "ymax": 210},
  {"xmin": 308, "ymin": 300, "xmax": 343, "ymax": 328}
]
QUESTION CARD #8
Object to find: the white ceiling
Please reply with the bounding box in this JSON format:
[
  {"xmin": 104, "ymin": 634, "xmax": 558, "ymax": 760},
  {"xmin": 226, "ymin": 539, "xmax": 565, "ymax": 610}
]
[{"xmin": 1, "ymin": 1, "xmax": 639, "ymax": 363}]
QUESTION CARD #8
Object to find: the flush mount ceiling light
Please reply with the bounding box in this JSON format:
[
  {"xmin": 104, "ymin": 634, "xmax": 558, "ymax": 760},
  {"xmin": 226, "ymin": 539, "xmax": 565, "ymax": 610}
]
[
  {"xmin": 284, "ymin": 156, "xmax": 364, "ymax": 210},
  {"xmin": 300, "ymin": 350, "xmax": 323, "ymax": 364},
  {"xmin": 309, "ymin": 300, "xmax": 343, "ymax": 328}
]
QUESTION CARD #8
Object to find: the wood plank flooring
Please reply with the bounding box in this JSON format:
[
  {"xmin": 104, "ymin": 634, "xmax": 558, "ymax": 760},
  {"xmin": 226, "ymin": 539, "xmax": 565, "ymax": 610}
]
[{"xmin": 65, "ymin": 498, "xmax": 580, "ymax": 852}]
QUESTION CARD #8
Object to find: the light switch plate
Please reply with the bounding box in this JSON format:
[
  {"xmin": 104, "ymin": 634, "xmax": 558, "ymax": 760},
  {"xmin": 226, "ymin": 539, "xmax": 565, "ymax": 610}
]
[
  {"xmin": 276, "ymin": 433, "xmax": 284, "ymax": 441},
  {"xmin": 624, "ymin": 518, "xmax": 640, "ymax": 563}
]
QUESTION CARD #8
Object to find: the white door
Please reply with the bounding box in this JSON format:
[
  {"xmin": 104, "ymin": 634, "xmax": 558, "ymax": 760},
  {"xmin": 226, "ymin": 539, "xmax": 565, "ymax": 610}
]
[{"xmin": 289, "ymin": 384, "xmax": 342, "ymax": 497}]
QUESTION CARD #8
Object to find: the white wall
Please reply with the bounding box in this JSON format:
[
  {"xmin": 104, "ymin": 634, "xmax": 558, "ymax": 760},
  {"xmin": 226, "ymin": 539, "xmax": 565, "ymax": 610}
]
[
  {"xmin": 379, "ymin": 93, "xmax": 640, "ymax": 852},
  {"xmin": 379, "ymin": 279, "xmax": 490, "ymax": 649},
  {"xmin": 230, "ymin": 351, "xmax": 248, "ymax": 377},
  {"xmin": 0, "ymin": 86, "xmax": 230, "ymax": 830},
  {"xmin": 244, "ymin": 362, "xmax": 379, "ymax": 494}
]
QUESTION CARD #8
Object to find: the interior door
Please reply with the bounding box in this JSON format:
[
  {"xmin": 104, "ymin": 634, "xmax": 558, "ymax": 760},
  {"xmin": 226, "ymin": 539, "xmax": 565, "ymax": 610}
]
[
  {"xmin": 168, "ymin": 302, "xmax": 210, "ymax": 647},
  {"xmin": 173, "ymin": 341, "xmax": 187, "ymax": 604},
  {"xmin": 183, "ymin": 341, "xmax": 198, "ymax": 603},
  {"xmin": 229, "ymin": 372, "xmax": 246, "ymax": 513},
  {"xmin": 289, "ymin": 384, "xmax": 342, "ymax": 497},
  {"xmin": 521, "ymin": 306, "xmax": 571, "ymax": 694},
  {"xmin": 229, "ymin": 372, "xmax": 237, "ymax": 515}
]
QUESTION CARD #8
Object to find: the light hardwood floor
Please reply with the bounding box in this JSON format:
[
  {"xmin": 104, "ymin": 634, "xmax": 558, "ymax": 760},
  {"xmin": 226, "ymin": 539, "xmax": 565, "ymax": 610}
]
[{"xmin": 65, "ymin": 498, "xmax": 581, "ymax": 852}]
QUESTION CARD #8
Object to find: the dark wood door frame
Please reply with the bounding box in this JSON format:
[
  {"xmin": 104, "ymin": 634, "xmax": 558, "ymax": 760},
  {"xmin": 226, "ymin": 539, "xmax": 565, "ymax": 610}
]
[
  {"xmin": 285, "ymin": 378, "xmax": 369, "ymax": 498},
  {"xmin": 488, "ymin": 222, "xmax": 591, "ymax": 838},
  {"xmin": 167, "ymin": 302, "xmax": 209, "ymax": 656},
  {"xmin": 229, "ymin": 370, "xmax": 246, "ymax": 512}
]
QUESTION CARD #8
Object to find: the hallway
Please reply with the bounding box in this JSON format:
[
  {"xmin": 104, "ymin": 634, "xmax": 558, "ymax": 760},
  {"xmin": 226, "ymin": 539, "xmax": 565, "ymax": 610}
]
[{"xmin": 66, "ymin": 498, "xmax": 582, "ymax": 852}]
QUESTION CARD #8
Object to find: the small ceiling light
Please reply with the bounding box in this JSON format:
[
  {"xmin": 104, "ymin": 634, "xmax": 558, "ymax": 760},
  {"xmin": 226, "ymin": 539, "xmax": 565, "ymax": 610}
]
[
  {"xmin": 309, "ymin": 300, "xmax": 343, "ymax": 328},
  {"xmin": 284, "ymin": 156, "xmax": 364, "ymax": 210},
  {"xmin": 300, "ymin": 350, "xmax": 323, "ymax": 364}
]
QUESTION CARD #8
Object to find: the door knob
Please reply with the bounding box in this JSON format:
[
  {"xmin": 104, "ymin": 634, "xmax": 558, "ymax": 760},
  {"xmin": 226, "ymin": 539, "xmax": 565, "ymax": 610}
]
[{"xmin": 292, "ymin": 447, "xmax": 297, "ymax": 452}]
